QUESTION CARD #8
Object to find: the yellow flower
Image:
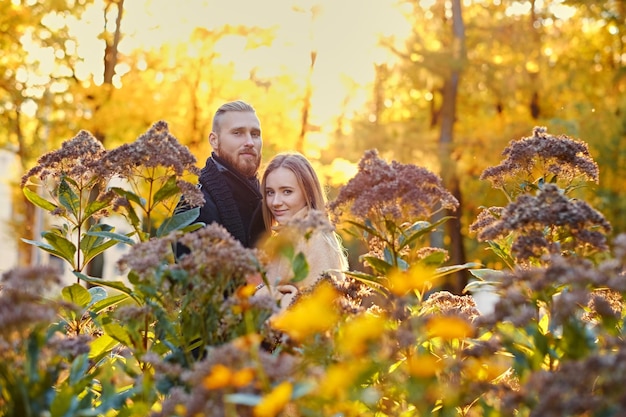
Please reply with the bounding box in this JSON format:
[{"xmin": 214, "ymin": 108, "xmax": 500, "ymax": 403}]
[
  {"xmin": 425, "ymin": 316, "xmax": 474, "ymax": 340},
  {"xmin": 237, "ymin": 283, "xmax": 258, "ymax": 299},
  {"xmin": 232, "ymin": 333, "xmax": 263, "ymax": 351},
  {"xmin": 253, "ymin": 381, "xmax": 293, "ymax": 417},
  {"xmin": 464, "ymin": 355, "xmax": 512, "ymax": 382},
  {"xmin": 387, "ymin": 265, "xmax": 440, "ymax": 296},
  {"xmin": 319, "ymin": 361, "xmax": 364, "ymax": 399},
  {"xmin": 270, "ymin": 282, "xmax": 340, "ymax": 341},
  {"xmin": 202, "ymin": 364, "xmax": 233, "ymax": 390},
  {"xmin": 406, "ymin": 352, "xmax": 443, "ymax": 378},
  {"xmin": 232, "ymin": 367, "xmax": 255, "ymax": 388},
  {"xmin": 337, "ymin": 313, "xmax": 386, "ymax": 357}
]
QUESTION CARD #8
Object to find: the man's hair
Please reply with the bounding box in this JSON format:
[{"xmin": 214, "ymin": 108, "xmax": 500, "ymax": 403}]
[{"xmin": 212, "ymin": 100, "xmax": 256, "ymax": 133}]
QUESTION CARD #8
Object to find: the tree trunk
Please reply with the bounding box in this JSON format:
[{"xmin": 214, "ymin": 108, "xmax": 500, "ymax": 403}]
[
  {"xmin": 86, "ymin": 0, "xmax": 124, "ymax": 279},
  {"xmin": 437, "ymin": 0, "xmax": 468, "ymax": 294}
]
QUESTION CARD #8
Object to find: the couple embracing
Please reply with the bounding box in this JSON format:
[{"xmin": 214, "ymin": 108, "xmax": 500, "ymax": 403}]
[{"xmin": 176, "ymin": 100, "xmax": 348, "ymax": 310}]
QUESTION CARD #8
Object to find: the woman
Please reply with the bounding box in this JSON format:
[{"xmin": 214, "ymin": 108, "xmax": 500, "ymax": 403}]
[{"xmin": 256, "ymin": 152, "xmax": 348, "ymax": 308}]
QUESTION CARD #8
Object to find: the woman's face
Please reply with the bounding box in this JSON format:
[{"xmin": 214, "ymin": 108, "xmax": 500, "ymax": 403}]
[{"xmin": 265, "ymin": 167, "xmax": 307, "ymax": 224}]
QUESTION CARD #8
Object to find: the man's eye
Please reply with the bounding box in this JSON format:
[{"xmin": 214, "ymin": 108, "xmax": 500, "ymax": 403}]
[{"xmin": 252, "ymin": 132, "xmax": 260, "ymax": 138}]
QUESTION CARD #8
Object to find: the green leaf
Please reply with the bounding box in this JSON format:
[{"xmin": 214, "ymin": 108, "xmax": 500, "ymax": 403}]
[
  {"xmin": 21, "ymin": 238, "xmax": 73, "ymax": 265},
  {"xmin": 75, "ymin": 272, "xmax": 138, "ymax": 302},
  {"xmin": 84, "ymin": 197, "xmax": 112, "ymax": 219},
  {"xmin": 433, "ymin": 262, "xmax": 481, "ymax": 279},
  {"xmin": 469, "ymin": 268, "xmax": 503, "ymax": 281},
  {"xmin": 360, "ymin": 255, "xmax": 393, "ymax": 275},
  {"xmin": 102, "ymin": 322, "xmax": 134, "ymax": 347},
  {"xmin": 89, "ymin": 333, "xmax": 119, "ymax": 360},
  {"xmin": 81, "ymin": 224, "xmax": 127, "ymax": 266},
  {"xmin": 62, "ymin": 284, "xmax": 91, "ymax": 309},
  {"xmin": 86, "ymin": 230, "xmax": 136, "ymax": 246},
  {"xmin": 26, "ymin": 231, "xmax": 77, "ymax": 266},
  {"xmin": 110, "ymin": 186, "xmax": 146, "ymax": 206},
  {"xmin": 345, "ymin": 219, "xmax": 382, "ymax": 239},
  {"xmin": 152, "ymin": 175, "xmax": 179, "ymax": 206},
  {"xmin": 155, "ymin": 207, "xmax": 200, "ymax": 237},
  {"xmin": 291, "ymin": 252, "xmax": 309, "ymax": 283},
  {"xmin": 68, "ymin": 353, "xmax": 90, "ymax": 386},
  {"xmin": 180, "ymin": 222, "xmax": 205, "ymax": 233},
  {"xmin": 58, "ymin": 176, "xmax": 81, "ymax": 217},
  {"xmin": 401, "ymin": 216, "xmax": 455, "ymax": 248},
  {"xmin": 90, "ymin": 293, "xmax": 129, "ymax": 314},
  {"xmin": 88, "ymin": 286, "xmax": 108, "ymax": 307},
  {"xmin": 23, "ymin": 186, "xmax": 57, "ymax": 211}
]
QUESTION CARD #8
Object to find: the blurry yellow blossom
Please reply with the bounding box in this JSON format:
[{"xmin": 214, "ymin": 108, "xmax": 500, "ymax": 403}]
[
  {"xmin": 425, "ymin": 316, "xmax": 474, "ymax": 340},
  {"xmin": 202, "ymin": 364, "xmax": 233, "ymax": 390},
  {"xmin": 174, "ymin": 405, "xmax": 186, "ymax": 416},
  {"xmin": 406, "ymin": 352, "xmax": 443, "ymax": 378},
  {"xmin": 270, "ymin": 282, "xmax": 340, "ymax": 341},
  {"xmin": 202, "ymin": 364, "xmax": 255, "ymax": 390},
  {"xmin": 232, "ymin": 333, "xmax": 263, "ymax": 351},
  {"xmin": 337, "ymin": 313, "xmax": 386, "ymax": 356},
  {"xmin": 319, "ymin": 361, "xmax": 365, "ymax": 399},
  {"xmin": 463, "ymin": 355, "xmax": 512, "ymax": 382},
  {"xmin": 387, "ymin": 265, "xmax": 441, "ymax": 296},
  {"xmin": 237, "ymin": 283, "xmax": 258, "ymax": 299},
  {"xmin": 253, "ymin": 381, "xmax": 293, "ymax": 417}
]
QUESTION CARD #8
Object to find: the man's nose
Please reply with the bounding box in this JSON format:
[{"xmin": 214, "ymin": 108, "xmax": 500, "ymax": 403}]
[{"xmin": 243, "ymin": 133, "xmax": 254, "ymax": 146}]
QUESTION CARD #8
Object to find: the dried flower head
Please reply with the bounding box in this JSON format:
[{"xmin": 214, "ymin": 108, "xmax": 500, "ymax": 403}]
[
  {"xmin": 176, "ymin": 223, "xmax": 260, "ymax": 282},
  {"xmin": 100, "ymin": 120, "xmax": 204, "ymax": 209},
  {"xmin": 421, "ymin": 290, "xmax": 481, "ymax": 323},
  {"xmin": 329, "ymin": 149, "xmax": 459, "ymax": 224},
  {"xmin": 100, "ymin": 121, "xmax": 199, "ymax": 178},
  {"xmin": 0, "ymin": 266, "xmax": 63, "ymax": 338},
  {"xmin": 472, "ymin": 184, "xmax": 611, "ymax": 263},
  {"xmin": 480, "ymin": 126, "xmax": 599, "ymax": 190},
  {"xmin": 117, "ymin": 234, "xmax": 176, "ymax": 276},
  {"xmin": 21, "ymin": 130, "xmax": 107, "ymax": 187}
]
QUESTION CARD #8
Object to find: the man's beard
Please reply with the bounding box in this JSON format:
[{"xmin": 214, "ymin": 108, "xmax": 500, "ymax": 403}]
[{"xmin": 217, "ymin": 145, "xmax": 261, "ymax": 178}]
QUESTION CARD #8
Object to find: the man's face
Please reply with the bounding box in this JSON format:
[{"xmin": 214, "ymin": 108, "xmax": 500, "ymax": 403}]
[{"xmin": 210, "ymin": 111, "xmax": 262, "ymax": 177}]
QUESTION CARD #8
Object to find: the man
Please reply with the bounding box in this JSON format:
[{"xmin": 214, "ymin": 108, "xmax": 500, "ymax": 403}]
[{"xmin": 176, "ymin": 100, "xmax": 265, "ymax": 253}]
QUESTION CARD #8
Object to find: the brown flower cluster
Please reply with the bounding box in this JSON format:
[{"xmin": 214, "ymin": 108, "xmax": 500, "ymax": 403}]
[
  {"xmin": 470, "ymin": 183, "xmax": 611, "ymax": 263},
  {"xmin": 480, "ymin": 126, "xmax": 599, "ymax": 190},
  {"xmin": 99, "ymin": 121, "xmax": 199, "ymax": 178},
  {"xmin": 99, "ymin": 121, "xmax": 204, "ymax": 208},
  {"xmin": 329, "ymin": 149, "xmax": 459, "ymax": 223},
  {"xmin": 0, "ymin": 266, "xmax": 62, "ymax": 339},
  {"xmin": 500, "ymin": 347, "xmax": 626, "ymax": 417},
  {"xmin": 152, "ymin": 341, "xmax": 298, "ymax": 417},
  {"xmin": 21, "ymin": 130, "xmax": 107, "ymax": 187},
  {"xmin": 420, "ymin": 290, "xmax": 481, "ymax": 322},
  {"xmin": 117, "ymin": 234, "xmax": 176, "ymax": 277},
  {"xmin": 480, "ymin": 250, "xmax": 626, "ymax": 329},
  {"xmin": 175, "ymin": 223, "xmax": 260, "ymax": 283}
]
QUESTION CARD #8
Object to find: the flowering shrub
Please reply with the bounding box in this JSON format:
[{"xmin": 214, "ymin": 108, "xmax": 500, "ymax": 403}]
[{"xmin": 1, "ymin": 125, "xmax": 625, "ymax": 417}]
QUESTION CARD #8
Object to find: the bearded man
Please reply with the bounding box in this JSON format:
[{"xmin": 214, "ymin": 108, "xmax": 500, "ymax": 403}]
[{"xmin": 176, "ymin": 100, "xmax": 265, "ymax": 252}]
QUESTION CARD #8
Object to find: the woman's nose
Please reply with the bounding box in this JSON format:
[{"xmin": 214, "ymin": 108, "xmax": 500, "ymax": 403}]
[{"xmin": 271, "ymin": 195, "xmax": 282, "ymax": 206}]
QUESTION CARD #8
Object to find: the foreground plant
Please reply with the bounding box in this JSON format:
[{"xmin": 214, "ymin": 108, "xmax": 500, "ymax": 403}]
[{"xmin": 5, "ymin": 126, "xmax": 626, "ymax": 417}]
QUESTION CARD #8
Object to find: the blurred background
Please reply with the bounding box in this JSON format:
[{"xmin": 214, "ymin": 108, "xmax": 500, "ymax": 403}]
[{"xmin": 1, "ymin": 0, "xmax": 625, "ymax": 290}]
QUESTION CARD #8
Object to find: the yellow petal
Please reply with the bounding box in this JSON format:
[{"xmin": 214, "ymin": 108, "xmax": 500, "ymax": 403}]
[
  {"xmin": 253, "ymin": 381, "xmax": 293, "ymax": 417},
  {"xmin": 202, "ymin": 364, "xmax": 233, "ymax": 390}
]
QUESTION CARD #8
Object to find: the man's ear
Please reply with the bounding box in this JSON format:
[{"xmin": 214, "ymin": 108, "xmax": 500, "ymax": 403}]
[{"xmin": 209, "ymin": 131, "xmax": 218, "ymax": 149}]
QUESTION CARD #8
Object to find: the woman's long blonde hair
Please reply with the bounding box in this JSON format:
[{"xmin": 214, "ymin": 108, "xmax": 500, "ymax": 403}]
[{"xmin": 261, "ymin": 152, "xmax": 349, "ymax": 270}]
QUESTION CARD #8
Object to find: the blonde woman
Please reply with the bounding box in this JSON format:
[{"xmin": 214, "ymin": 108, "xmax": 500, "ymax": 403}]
[{"xmin": 256, "ymin": 152, "xmax": 348, "ymax": 308}]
